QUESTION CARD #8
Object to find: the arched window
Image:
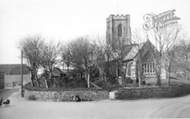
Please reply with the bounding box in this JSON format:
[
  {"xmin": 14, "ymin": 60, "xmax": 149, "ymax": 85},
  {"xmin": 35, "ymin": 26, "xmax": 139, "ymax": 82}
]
[
  {"xmin": 127, "ymin": 62, "xmax": 132, "ymax": 76},
  {"xmin": 118, "ymin": 24, "xmax": 122, "ymax": 37},
  {"xmin": 142, "ymin": 63, "xmax": 155, "ymax": 74}
]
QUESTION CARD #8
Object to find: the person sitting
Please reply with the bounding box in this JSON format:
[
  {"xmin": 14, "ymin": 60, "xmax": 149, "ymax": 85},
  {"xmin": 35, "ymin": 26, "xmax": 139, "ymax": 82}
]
[
  {"xmin": 0, "ymin": 98, "xmax": 3, "ymax": 107},
  {"xmin": 3, "ymin": 99, "xmax": 10, "ymax": 106}
]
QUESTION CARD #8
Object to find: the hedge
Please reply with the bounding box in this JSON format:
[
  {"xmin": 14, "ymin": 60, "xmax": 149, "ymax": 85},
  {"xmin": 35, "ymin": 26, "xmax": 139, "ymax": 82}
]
[{"xmin": 115, "ymin": 85, "xmax": 190, "ymax": 100}]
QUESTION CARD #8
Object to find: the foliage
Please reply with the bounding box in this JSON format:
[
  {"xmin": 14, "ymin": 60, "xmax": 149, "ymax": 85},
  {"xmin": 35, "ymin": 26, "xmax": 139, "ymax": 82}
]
[
  {"xmin": 28, "ymin": 95, "xmax": 37, "ymax": 100},
  {"xmin": 115, "ymin": 85, "xmax": 190, "ymax": 100},
  {"xmin": 24, "ymin": 82, "xmax": 105, "ymax": 91}
]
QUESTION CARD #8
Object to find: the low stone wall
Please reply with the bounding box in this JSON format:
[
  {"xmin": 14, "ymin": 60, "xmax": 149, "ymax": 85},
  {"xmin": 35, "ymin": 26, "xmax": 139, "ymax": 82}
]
[
  {"xmin": 115, "ymin": 86, "xmax": 190, "ymax": 99},
  {"xmin": 24, "ymin": 89, "xmax": 109, "ymax": 101}
]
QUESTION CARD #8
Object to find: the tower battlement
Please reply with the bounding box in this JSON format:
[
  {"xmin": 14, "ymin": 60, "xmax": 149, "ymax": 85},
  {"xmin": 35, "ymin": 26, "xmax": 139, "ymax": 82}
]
[{"xmin": 107, "ymin": 14, "xmax": 130, "ymax": 21}]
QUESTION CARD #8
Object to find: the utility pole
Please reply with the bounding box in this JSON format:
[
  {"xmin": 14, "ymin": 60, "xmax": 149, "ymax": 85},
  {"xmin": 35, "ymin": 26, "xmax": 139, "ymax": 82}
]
[{"xmin": 21, "ymin": 50, "xmax": 24, "ymax": 97}]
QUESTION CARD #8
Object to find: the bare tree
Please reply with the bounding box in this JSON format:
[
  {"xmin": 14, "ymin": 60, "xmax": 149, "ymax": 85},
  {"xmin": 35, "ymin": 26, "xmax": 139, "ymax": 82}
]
[
  {"xmin": 148, "ymin": 25, "xmax": 183, "ymax": 86},
  {"xmin": 164, "ymin": 45, "xmax": 176, "ymax": 85},
  {"xmin": 61, "ymin": 43, "xmax": 72, "ymax": 76},
  {"xmin": 107, "ymin": 35, "xmax": 130, "ymax": 84},
  {"xmin": 18, "ymin": 35, "xmax": 45, "ymax": 87},
  {"xmin": 93, "ymin": 36, "xmax": 107, "ymax": 82},
  {"xmin": 40, "ymin": 41, "xmax": 61, "ymax": 88},
  {"xmin": 68, "ymin": 36, "xmax": 95, "ymax": 88},
  {"xmin": 175, "ymin": 39, "xmax": 190, "ymax": 80},
  {"xmin": 132, "ymin": 29, "xmax": 147, "ymax": 87}
]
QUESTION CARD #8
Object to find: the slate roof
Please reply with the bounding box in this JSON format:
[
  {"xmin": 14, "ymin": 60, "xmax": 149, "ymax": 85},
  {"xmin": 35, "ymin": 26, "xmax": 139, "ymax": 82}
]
[
  {"xmin": 0, "ymin": 64, "xmax": 30, "ymax": 75},
  {"xmin": 52, "ymin": 67, "xmax": 65, "ymax": 77},
  {"xmin": 123, "ymin": 44, "xmax": 141, "ymax": 61},
  {"xmin": 123, "ymin": 40, "xmax": 156, "ymax": 61}
]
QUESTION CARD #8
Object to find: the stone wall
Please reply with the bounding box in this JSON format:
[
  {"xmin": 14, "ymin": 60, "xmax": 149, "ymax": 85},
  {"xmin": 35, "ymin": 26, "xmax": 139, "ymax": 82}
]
[
  {"xmin": 115, "ymin": 86, "xmax": 190, "ymax": 99},
  {"xmin": 24, "ymin": 89, "xmax": 109, "ymax": 101}
]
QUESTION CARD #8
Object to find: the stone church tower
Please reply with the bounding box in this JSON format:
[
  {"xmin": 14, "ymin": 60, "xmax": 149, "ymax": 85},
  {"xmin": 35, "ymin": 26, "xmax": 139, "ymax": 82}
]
[{"xmin": 106, "ymin": 14, "xmax": 131, "ymax": 47}]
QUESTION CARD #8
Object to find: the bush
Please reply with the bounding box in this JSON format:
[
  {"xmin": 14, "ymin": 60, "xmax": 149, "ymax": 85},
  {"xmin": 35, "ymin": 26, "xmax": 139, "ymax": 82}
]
[
  {"xmin": 125, "ymin": 77, "xmax": 133, "ymax": 84},
  {"xmin": 115, "ymin": 85, "xmax": 190, "ymax": 100},
  {"xmin": 28, "ymin": 94, "xmax": 37, "ymax": 100},
  {"xmin": 24, "ymin": 82, "xmax": 105, "ymax": 92}
]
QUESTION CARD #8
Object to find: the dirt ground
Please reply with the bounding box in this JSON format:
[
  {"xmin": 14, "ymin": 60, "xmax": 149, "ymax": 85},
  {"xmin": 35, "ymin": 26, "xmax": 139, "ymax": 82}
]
[{"xmin": 0, "ymin": 90, "xmax": 190, "ymax": 119}]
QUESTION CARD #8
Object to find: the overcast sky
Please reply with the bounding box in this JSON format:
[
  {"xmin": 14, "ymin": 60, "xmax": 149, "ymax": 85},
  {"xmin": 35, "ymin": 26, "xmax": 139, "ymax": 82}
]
[{"xmin": 0, "ymin": 0, "xmax": 190, "ymax": 64}]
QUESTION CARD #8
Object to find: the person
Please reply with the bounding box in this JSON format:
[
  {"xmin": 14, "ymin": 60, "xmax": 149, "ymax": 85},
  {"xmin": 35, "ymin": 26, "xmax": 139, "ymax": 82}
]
[{"xmin": 0, "ymin": 98, "xmax": 3, "ymax": 107}]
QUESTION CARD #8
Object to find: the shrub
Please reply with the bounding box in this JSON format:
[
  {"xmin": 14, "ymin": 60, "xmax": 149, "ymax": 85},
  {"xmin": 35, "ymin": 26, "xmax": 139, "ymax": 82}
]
[{"xmin": 28, "ymin": 94, "xmax": 37, "ymax": 100}]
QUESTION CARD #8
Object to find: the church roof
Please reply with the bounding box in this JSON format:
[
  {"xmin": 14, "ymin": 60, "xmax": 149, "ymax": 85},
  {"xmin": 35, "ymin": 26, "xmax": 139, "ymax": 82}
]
[
  {"xmin": 123, "ymin": 44, "xmax": 143, "ymax": 61},
  {"xmin": 123, "ymin": 40, "xmax": 156, "ymax": 61}
]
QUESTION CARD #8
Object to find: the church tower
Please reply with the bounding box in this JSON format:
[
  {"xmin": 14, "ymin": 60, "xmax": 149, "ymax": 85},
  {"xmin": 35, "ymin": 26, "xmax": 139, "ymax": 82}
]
[{"xmin": 106, "ymin": 14, "xmax": 131, "ymax": 47}]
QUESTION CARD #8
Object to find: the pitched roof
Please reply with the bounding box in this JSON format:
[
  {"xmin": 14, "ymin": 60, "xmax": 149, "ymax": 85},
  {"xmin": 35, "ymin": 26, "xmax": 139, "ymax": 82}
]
[
  {"xmin": 111, "ymin": 44, "xmax": 136, "ymax": 60},
  {"xmin": 52, "ymin": 67, "xmax": 65, "ymax": 77},
  {"xmin": 124, "ymin": 40, "xmax": 156, "ymax": 61},
  {"xmin": 123, "ymin": 44, "xmax": 142, "ymax": 61},
  {"xmin": 123, "ymin": 44, "xmax": 137, "ymax": 56},
  {"xmin": 0, "ymin": 64, "xmax": 30, "ymax": 75}
]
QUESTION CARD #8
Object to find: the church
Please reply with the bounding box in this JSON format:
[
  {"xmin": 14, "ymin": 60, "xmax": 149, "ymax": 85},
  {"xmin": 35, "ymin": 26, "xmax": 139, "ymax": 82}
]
[{"xmin": 106, "ymin": 14, "xmax": 166, "ymax": 86}]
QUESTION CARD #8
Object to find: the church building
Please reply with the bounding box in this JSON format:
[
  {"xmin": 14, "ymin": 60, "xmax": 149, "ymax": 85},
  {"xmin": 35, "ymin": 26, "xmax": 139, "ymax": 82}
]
[{"xmin": 106, "ymin": 14, "xmax": 166, "ymax": 86}]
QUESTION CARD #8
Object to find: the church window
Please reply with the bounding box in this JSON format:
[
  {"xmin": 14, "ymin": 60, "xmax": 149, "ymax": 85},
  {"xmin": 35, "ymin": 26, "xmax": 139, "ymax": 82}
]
[
  {"xmin": 127, "ymin": 62, "xmax": 132, "ymax": 76},
  {"xmin": 153, "ymin": 63, "xmax": 155, "ymax": 72},
  {"xmin": 142, "ymin": 63, "xmax": 155, "ymax": 74},
  {"xmin": 118, "ymin": 24, "xmax": 122, "ymax": 37}
]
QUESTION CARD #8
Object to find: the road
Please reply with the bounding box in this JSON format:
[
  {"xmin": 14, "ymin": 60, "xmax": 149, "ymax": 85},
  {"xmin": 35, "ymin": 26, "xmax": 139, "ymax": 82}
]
[
  {"xmin": 0, "ymin": 91, "xmax": 190, "ymax": 119},
  {"xmin": 0, "ymin": 88, "xmax": 19, "ymax": 100}
]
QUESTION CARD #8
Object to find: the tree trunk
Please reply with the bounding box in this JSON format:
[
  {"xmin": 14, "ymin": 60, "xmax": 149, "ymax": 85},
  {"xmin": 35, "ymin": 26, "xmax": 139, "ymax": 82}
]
[
  {"xmin": 49, "ymin": 69, "xmax": 53, "ymax": 88},
  {"xmin": 155, "ymin": 59, "xmax": 161, "ymax": 86},
  {"xmin": 98, "ymin": 67, "xmax": 106, "ymax": 82},
  {"xmin": 116, "ymin": 61, "xmax": 119, "ymax": 78},
  {"xmin": 167, "ymin": 63, "xmax": 171, "ymax": 86},
  {"xmin": 31, "ymin": 71, "xmax": 37, "ymax": 87},
  {"xmin": 187, "ymin": 73, "xmax": 190, "ymax": 80},
  {"xmin": 35, "ymin": 72, "xmax": 39, "ymax": 87},
  {"xmin": 137, "ymin": 61, "xmax": 143, "ymax": 87},
  {"xmin": 67, "ymin": 64, "xmax": 70, "ymax": 77},
  {"xmin": 156, "ymin": 69, "xmax": 161, "ymax": 86},
  {"xmin": 138, "ymin": 71, "xmax": 141, "ymax": 87},
  {"xmin": 85, "ymin": 71, "xmax": 90, "ymax": 88},
  {"xmin": 30, "ymin": 71, "xmax": 34, "ymax": 87},
  {"xmin": 45, "ymin": 79, "xmax": 48, "ymax": 89},
  {"xmin": 87, "ymin": 73, "xmax": 90, "ymax": 88},
  {"xmin": 168, "ymin": 72, "xmax": 170, "ymax": 86}
]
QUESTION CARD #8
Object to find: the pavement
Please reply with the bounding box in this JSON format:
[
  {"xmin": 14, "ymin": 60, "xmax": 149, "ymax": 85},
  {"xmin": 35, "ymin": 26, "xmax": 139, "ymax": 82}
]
[
  {"xmin": 1, "ymin": 90, "xmax": 190, "ymax": 119},
  {"xmin": 0, "ymin": 88, "xmax": 19, "ymax": 100}
]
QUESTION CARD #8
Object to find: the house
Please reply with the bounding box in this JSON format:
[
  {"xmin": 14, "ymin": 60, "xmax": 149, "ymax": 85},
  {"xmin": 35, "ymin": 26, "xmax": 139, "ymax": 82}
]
[
  {"xmin": 106, "ymin": 14, "xmax": 166, "ymax": 86},
  {"xmin": 0, "ymin": 64, "xmax": 30, "ymax": 88},
  {"xmin": 0, "ymin": 71, "xmax": 5, "ymax": 89},
  {"xmin": 51, "ymin": 67, "xmax": 66, "ymax": 78},
  {"xmin": 39, "ymin": 67, "xmax": 65, "ymax": 78}
]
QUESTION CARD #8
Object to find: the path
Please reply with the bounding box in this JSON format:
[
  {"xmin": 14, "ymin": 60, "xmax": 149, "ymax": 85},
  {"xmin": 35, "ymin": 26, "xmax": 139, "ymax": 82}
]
[{"xmin": 0, "ymin": 88, "xmax": 19, "ymax": 99}]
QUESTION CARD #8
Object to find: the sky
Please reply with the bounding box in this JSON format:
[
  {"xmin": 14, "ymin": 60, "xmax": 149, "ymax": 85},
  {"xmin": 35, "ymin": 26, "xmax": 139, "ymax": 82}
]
[{"xmin": 0, "ymin": 0, "xmax": 190, "ymax": 64}]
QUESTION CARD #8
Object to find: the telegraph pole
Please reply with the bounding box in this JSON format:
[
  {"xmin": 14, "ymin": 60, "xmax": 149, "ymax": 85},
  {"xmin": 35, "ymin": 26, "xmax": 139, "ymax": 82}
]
[{"xmin": 21, "ymin": 50, "xmax": 24, "ymax": 97}]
